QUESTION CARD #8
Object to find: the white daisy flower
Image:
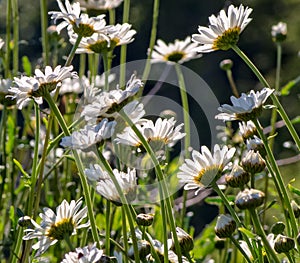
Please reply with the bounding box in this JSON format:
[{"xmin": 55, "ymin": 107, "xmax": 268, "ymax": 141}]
[
  {"xmin": 0, "ymin": 78, "xmax": 12, "ymax": 95},
  {"xmin": 60, "ymin": 118, "xmax": 116, "ymax": 150},
  {"xmin": 215, "ymin": 88, "xmax": 274, "ymax": 122},
  {"xmin": 192, "ymin": 4, "xmax": 253, "ymax": 53},
  {"xmin": 23, "ymin": 199, "xmax": 89, "ymax": 257},
  {"xmin": 151, "ymin": 37, "xmax": 202, "ymax": 64},
  {"xmin": 115, "ymin": 117, "xmax": 185, "ymax": 148},
  {"xmin": 61, "ymin": 243, "xmax": 104, "ymax": 263},
  {"xmin": 49, "ymin": 0, "xmax": 109, "ymax": 37},
  {"xmin": 246, "ymin": 135, "xmax": 264, "ymax": 151},
  {"xmin": 178, "ymin": 144, "xmax": 236, "ymax": 194},
  {"xmin": 238, "ymin": 120, "xmax": 257, "ymax": 139},
  {"xmin": 271, "ymin": 22, "xmax": 287, "ymax": 42},
  {"xmin": 78, "ymin": 0, "xmax": 123, "ymax": 11},
  {"xmin": 7, "ymin": 76, "xmax": 42, "ymax": 109},
  {"xmin": 85, "ymin": 164, "xmax": 137, "ymax": 204},
  {"xmin": 81, "ymin": 74, "xmax": 143, "ymax": 122},
  {"xmin": 34, "ymin": 65, "xmax": 78, "ymax": 92},
  {"xmin": 106, "ymin": 23, "xmax": 136, "ymax": 47}
]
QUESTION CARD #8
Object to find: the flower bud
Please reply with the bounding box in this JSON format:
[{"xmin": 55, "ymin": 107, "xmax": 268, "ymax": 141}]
[
  {"xmin": 291, "ymin": 200, "xmax": 300, "ymax": 218},
  {"xmin": 175, "ymin": 227, "xmax": 194, "ymax": 254},
  {"xmin": 128, "ymin": 240, "xmax": 151, "ymax": 259},
  {"xmin": 246, "ymin": 136, "xmax": 266, "ymax": 157},
  {"xmin": 235, "ymin": 188, "xmax": 265, "ymax": 210},
  {"xmin": 241, "ymin": 150, "xmax": 266, "ymax": 174},
  {"xmin": 225, "ymin": 164, "xmax": 250, "ymax": 188},
  {"xmin": 18, "ymin": 216, "xmax": 32, "ymax": 227},
  {"xmin": 239, "ymin": 121, "xmax": 257, "ymax": 140},
  {"xmin": 136, "ymin": 213, "xmax": 154, "ymax": 226},
  {"xmin": 271, "ymin": 22, "xmax": 287, "ymax": 42},
  {"xmin": 215, "ymin": 214, "xmax": 236, "ymax": 238},
  {"xmin": 270, "ymin": 221, "xmax": 285, "ymax": 235},
  {"xmin": 219, "ymin": 59, "xmax": 233, "ymax": 71},
  {"xmin": 99, "ymin": 255, "xmax": 118, "ymax": 263},
  {"xmin": 274, "ymin": 234, "xmax": 295, "ymax": 253}
]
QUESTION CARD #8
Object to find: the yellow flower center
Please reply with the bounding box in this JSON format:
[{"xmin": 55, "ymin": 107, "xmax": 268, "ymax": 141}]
[
  {"xmin": 165, "ymin": 51, "xmax": 185, "ymax": 63},
  {"xmin": 73, "ymin": 23, "xmax": 96, "ymax": 37},
  {"xmin": 213, "ymin": 27, "xmax": 241, "ymax": 50},
  {"xmin": 194, "ymin": 165, "xmax": 222, "ymax": 186},
  {"xmin": 46, "ymin": 218, "xmax": 75, "ymax": 240}
]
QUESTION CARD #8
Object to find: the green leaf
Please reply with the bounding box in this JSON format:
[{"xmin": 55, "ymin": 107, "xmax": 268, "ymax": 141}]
[
  {"xmin": 22, "ymin": 56, "xmax": 32, "ymax": 75},
  {"xmin": 238, "ymin": 227, "xmax": 257, "ymax": 239},
  {"xmin": 281, "ymin": 75, "xmax": 300, "ymax": 96},
  {"xmin": 288, "ymin": 183, "xmax": 300, "ymax": 196},
  {"xmin": 13, "ymin": 158, "xmax": 30, "ymax": 178},
  {"xmin": 205, "ymin": 195, "xmax": 235, "ymax": 206},
  {"xmin": 6, "ymin": 115, "xmax": 15, "ymax": 154},
  {"xmin": 291, "ymin": 116, "xmax": 300, "ymax": 124}
]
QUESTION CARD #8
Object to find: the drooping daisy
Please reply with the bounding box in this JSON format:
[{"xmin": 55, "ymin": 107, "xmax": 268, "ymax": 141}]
[
  {"xmin": 60, "ymin": 118, "xmax": 116, "ymax": 150},
  {"xmin": 215, "ymin": 88, "xmax": 274, "ymax": 122},
  {"xmin": 192, "ymin": 4, "xmax": 253, "ymax": 53},
  {"xmin": 34, "ymin": 65, "xmax": 78, "ymax": 93},
  {"xmin": 178, "ymin": 144, "xmax": 236, "ymax": 194},
  {"xmin": 7, "ymin": 76, "xmax": 42, "ymax": 109},
  {"xmin": 81, "ymin": 74, "xmax": 143, "ymax": 122},
  {"xmin": 61, "ymin": 243, "xmax": 104, "ymax": 263},
  {"xmin": 49, "ymin": 0, "xmax": 109, "ymax": 37},
  {"xmin": 85, "ymin": 164, "xmax": 137, "ymax": 204},
  {"xmin": 23, "ymin": 199, "xmax": 89, "ymax": 257},
  {"xmin": 115, "ymin": 117, "xmax": 185, "ymax": 149},
  {"xmin": 79, "ymin": 0, "xmax": 124, "ymax": 11},
  {"xmin": 151, "ymin": 37, "xmax": 201, "ymax": 64}
]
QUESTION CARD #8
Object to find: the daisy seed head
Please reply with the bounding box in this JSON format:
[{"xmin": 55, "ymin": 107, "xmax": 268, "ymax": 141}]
[{"xmin": 235, "ymin": 188, "xmax": 265, "ymax": 210}]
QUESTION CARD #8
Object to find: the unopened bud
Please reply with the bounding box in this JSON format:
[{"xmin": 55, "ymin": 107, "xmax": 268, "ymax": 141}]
[
  {"xmin": 241, "ymin": 150, "xmax": 266, "ymax": 174},
  {"xmin": 215, "ymin": 214, "xmax": 236, "ymax": 238},
  {"xmin": 219, "ymin": 59, "xmax": 233, "ymax": 71},
  {"xmin": 271, "ymin": 22, "xmax": 287, "ymax": 42},
  {"xmin": 274, "ymin": 234, "xmax": 295, "ymax": 253},
  {"xmin": 225, "ymin": 164, "xmax": 250, "ymax": 188},
  {"xmin": 18, "ymin": 216, "xmax": 32, "ymax": 227},
  {"xmin": 136, "ymin": 213, "xmax": 154, "ymax": 226},
  {"xmin": 175, "ymin": 227, "xmax": 194, "ymax": 254},
  {"xmin": 291, "ymin": 200, "xmax": 300, "ymax": 218},
  {"xmin": 235, "ymin": 188, "xmax": 265, "ymax": 210},
  {"xmin": 270, "ymin": 221, "xmax": 285, "ymax": 235},
  {"xmin": 214, "ymin": 237, "xmax": 226, "ymax": 250}
]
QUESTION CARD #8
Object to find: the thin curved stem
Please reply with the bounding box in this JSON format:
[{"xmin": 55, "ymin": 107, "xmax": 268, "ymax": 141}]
[
  {"xmin": 229, "ymin": 236, "xmax": 252, "ymax": 263},
  {"xmin": 231, "ymin": 44, "xmax": 300, "ymax": 151},
  {"xmin": 120, "ymin": 111, "xmax": 183, "ymax": 263},
  {"xmin": 226, "ymin": 69, "xmax": 239, "ymax": 97},
  {"xmin": 105, "ymin": 200, "xmax": 111, "ymax": 255},
  {"xmin": 65, "ymin": 35, "xmax": 82, "ymax": 67},
  {"xmin": 249, "ymin": 209, "xmax": 280, "ymax": 263},
  {"xmin": 44, "ymin": 91, "xmax": 101, "ymax": 248}
]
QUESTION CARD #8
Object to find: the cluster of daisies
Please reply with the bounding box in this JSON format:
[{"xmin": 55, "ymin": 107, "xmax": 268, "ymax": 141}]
[{"xmin": 2, "ymin": 0, "xmax": 291, "ymax": 261}]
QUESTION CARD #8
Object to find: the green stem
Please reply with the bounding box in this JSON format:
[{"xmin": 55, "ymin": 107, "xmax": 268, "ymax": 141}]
[
  {"xmin": 10, "ymin": 226, "xmax": 23, "ymax": 263},
  {"xmin": 175, "ymin": 64, "xmax": 191, "ymax": 229},
  {"xmin": 269, "ymin": 43, "xmax": 282, "ymax": 150},
  {"xmin": 249, "ymin": 209, "xmax": 280, "ymax": 263},
  {"xmin": 229, "ymin": 236, "xmax": 252, "ymax": 263},
  {"xmin": 65, "ymin": 35, "xmax": 82, "ymax": 67},
  {"xmin": 105, "ymin": 199, "xmax": 111, "ymax": 255},
  {"xmin": 285, "ymin": 252, "xmax": 295, "ymax": 263},
  {"xmin": 5, "ymin": 0, "xmax": 11, "ymax": 78},
  {"xmin": 40, "ymin": 0, "xmax": 49, "ymax": 65},
  {"xmin": 79, "ymin": 54, "xmax": 86, "ymax": 77},
  {"xmin": 226, "ymin": 69, "xmax": 239, "ymax": 97},
  {"xmin": 252, "ymin": 119, "xmax": 298, "ymax": 238},
  {"xmin": 119, "ymin": 0, "xmax": 130, "ymax": 87},
  {"xmin": 121, "ymin": 206, "xmax": 129, "ymax": 263},
  {"xmin": 119, "ymin": 112, "xmax": 183, "ymax": 263},
  {"xmin": 12, "ymin": 0, "xmax": 19, "ymax": 76},
  {"xmin": 43, "ymin": 91, "xmax": 101, "ymax": 248},
  {"xmin": 231, "ymin": 44, "xmax": 300, "ymax": 151},
  {"xmin": 140, "ymin": 0, "xmax": 160, "ymax": 94},
  {"xmin": 64, "ymin": 234, "xmax": 75, "ymax": 251},
  {"xmin": 102, "ymin": 52, "xmax": 110, "ymax": 91}
]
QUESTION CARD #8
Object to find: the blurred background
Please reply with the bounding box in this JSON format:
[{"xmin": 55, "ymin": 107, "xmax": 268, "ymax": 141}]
[{"xmin": 0, "ymin": 0, "xmax": 299, "ymax": 234}]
